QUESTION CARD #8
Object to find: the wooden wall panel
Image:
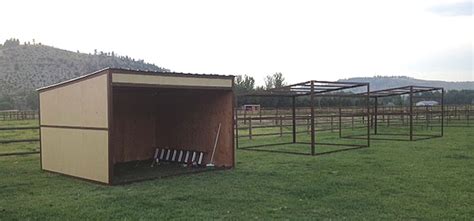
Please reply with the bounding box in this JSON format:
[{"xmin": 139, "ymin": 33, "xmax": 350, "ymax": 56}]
[
  {"xmin": 112, "ymin": 87, "xmax": 234, "ymax": 167},
  {"xmin": 112, "ymin": 73, "xmax": 232, "ymax": 88},
  {"xmin": 40, "ymin": 74, "xmax": 108, "ymax": 128},
  {"xmin": 112, "ymin": 89, "xmax": 156, "ymax": 163},
  {"xmin": 41, "ymin": 127, "xmax": 109, "ymax": 183}
]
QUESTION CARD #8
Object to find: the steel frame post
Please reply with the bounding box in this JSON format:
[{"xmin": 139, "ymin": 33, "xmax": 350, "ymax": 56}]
[
  {"xmin": 310, "ymin": 81, "xmax": 315, "ymax": 155},
  {"xmin": 441, "ymin": 88, "xmax": 445, "ymax": 137},
  {"xmin": 235, "ymin": 96, "xmax": 239, "ymax": 149},
  {"xmin": 339, "ymin": 107, "xmax": 342, "ymax": 138},
  {"xmin": 366, "ymin": 84, "xmax": 370, "ymax": 147},
  {"xmin": 409, "ymin": 86, "xmax": 414, "ymax": 141},
  {"xmin": 374, "ymin": 97, "xmax": 378, "ymax": 135},
  {"xmin": 292, "ymin": 96, "xmax": 296, "ymax": 143}
]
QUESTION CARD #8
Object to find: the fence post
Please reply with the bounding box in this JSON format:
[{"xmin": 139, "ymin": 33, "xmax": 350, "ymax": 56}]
[
  {"xmin": 331, "ymin": 115, "xmax": 334, "ymax": 132},
  {"xmin": 307, "ymin": 116, "xmax": 310, "ymax": 134},
  {"xmin": 387, "ymin": 113, "xmax": 390, "ymax": 127},
  {"xmin": 274, "ymin": 108, "xmax": 277, "ymax": 125},
  {"xmin": 455, "ymin": 106, "xmax": 458, "ymax": 120},
  {"xmin": 339, "ymin": 108, "xmax": 342, "ymax": 138},
  {"xmin": 351, "ymin": 114, "xmax": 354, "ymax": 130},
  {"xmin": 401, "ymin": 109, "xmax": 404, "ymax": 125},
  {"xmin": 382, "ymin": 107, "xmax": 385, "ymax": 123},
  {"xmin": 467, "ymin": 105, "xmax": 470, "ymax": 126},
  {"xmin": 409, "ymin": 86, "xmax": 413, "ymax": 141},
  {"xmin": 248, "ymin": 117, "xmax": 252, "ymax": 140},
  {"xmin": 243, "ymin": 109, "xmax": 247, "ymax": 125},
  {"xmin": 279, "ymin": 116, "xmax": 283, "ymax": 137}
]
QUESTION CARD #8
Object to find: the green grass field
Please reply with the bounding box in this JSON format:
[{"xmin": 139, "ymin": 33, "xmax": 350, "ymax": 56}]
[{"xmin": 0, "ymin": 120, "xmax": 473, "ymax": 220}]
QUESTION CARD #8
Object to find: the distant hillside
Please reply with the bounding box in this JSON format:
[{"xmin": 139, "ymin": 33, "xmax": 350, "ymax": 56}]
[
  {"xmin": 339, "ymin": 76, "xmax": 474, "ymax": 91},
  {"xmin": 0, "ymin": 38, "xmax": 168, "ymax": 109}
]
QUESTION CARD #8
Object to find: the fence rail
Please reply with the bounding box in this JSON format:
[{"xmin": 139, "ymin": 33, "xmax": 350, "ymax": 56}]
[
  {"xmin": 0, "ymin": 110, "xmax": 38, "ymax": 121},
  {"xmin": 0, "ymin": 124, "xmax": 40, "ymax": 157}
]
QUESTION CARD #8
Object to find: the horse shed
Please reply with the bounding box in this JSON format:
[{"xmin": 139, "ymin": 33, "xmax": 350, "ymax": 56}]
[{"xmin": 38, "ymin": 68, "xmax": 235, "ymax": 185}]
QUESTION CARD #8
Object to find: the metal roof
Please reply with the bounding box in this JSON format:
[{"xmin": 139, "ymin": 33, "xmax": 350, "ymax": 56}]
[
  {"xmin": 360, "ymin": 85, "xmax": 443, "ymax": 98},
  {"xmin": 37, "ymin": 67, "xmax": 234, "ymax": 92},
  {"xmin": 239, "ymin": 80, "xmax": 369, "ymax": 97},
  {"xmin": 109, "ymin": 67, "xmax": 234, "ymax": 79}
]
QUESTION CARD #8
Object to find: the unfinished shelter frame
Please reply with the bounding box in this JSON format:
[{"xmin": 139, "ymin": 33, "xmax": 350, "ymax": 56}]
[
  {"xmin": 236, "ymin": 80, "xmax": 371, "ymax": 155},
  {"xmin": 357, "ymin": 85, "xmax": 444, "ymax": 141}
]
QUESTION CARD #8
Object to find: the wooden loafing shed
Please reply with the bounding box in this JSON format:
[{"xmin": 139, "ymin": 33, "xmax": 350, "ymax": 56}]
[{"xmin": 38, "ymin": 68, "xmax": 235, "ymax": 184}]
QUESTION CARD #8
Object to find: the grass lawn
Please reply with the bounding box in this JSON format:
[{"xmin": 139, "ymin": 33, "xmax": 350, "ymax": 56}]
[{"xmin": 0, "ymin": 121, "xmax": 473, "ymax": 219}]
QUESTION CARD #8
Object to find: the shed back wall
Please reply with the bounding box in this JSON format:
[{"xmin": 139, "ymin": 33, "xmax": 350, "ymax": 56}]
[{"xmin": 112, "ymin": 87, "xmax": 233, "ymax": 167}]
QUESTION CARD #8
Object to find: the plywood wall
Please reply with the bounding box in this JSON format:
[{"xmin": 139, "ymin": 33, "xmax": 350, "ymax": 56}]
[
  {"xmin": 39, "ymin": 73, "xmax": 110, "ymax": 183},
  {"xmin": 40, "ymin": 74, "xmax": 108, "ymax": 128},
  {"xmin": 41, "ymin": 127, "xmax": 109, "ymax": 183},
  {"xmin": 112, "ymin": 87, "xmax": 234, "ymax": 167},
  {"xmin": 112, "ymin": 73, "xmax": 232, "ymax": 89}
]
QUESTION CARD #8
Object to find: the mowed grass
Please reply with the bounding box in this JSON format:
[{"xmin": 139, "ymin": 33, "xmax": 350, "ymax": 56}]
[{"xmin": 0, "ymin": 121, "xmax": 473, "ymax": 219}]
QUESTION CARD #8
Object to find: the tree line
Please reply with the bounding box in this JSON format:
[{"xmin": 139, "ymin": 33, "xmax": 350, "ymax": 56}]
[
  {"xmin": 0, "ymin": 72, "xmax": 472, "ymax": 110},
  {"xmin": 235, "ymin": 73, "xmax": 474, "ymax": 108}
]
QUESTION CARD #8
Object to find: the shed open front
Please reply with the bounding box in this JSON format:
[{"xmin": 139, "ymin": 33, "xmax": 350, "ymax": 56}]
[
  {"xmin": 38, "ymin": 68, "xmax": 234, "ymax": 185},
  {"xmin": 109, "ymin": 70, "xmax": 234, "ymax": 183}
]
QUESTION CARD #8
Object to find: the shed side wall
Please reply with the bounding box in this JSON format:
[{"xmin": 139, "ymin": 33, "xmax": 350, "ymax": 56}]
[
  {"xmin": 40, "ymin": 74, "xmax": 108, "ymax": 128},
  {"xmin": 41, "ymin": 128, "xmax": 109, "ymax": 183},
  {"xmin": 39, "ymin": 73, "xmax": 109, "ymax": 183}
]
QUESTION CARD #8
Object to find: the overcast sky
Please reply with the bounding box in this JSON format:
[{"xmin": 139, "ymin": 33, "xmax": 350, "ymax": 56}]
[{"xmin": 1, "ymin": 0, "xmax": 472, "ymax": 85}]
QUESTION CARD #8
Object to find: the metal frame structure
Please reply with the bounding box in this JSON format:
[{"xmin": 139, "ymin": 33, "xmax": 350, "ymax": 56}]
[
  {"xmin": 352, "ymin": 85, "xmax": 445, "ymax": 141},
  {"xmin": 236, "ymin": 80, "xmax": 370, "ymax": 155}
]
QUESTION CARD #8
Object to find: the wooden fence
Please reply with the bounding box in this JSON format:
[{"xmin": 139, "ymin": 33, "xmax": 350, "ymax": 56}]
[
  {"xmin": 0, "ymin": 125, "xmax": 40, "ymax": 157},
  {"xmin": 236, "ymin": 104, "xmax": 472, "ymax": 140},
  {"xmin": 0, "ymin": 110, "xmax": 38, "ymax": 121}
]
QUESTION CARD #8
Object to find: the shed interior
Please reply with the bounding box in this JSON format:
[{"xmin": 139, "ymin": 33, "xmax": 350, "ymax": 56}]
[{"xmin": 111, "ymin": 86, "xmax": 233, "ymax": 183}]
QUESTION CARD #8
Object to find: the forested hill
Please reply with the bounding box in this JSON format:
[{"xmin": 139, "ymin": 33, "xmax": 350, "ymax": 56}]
[
  {"xmin": 0, "ymin": 38, "xmax": 168, "ymax": 109},
  {"xmin": 339, "ymin": 76, "xmax": 474, "ymax": 91}
]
